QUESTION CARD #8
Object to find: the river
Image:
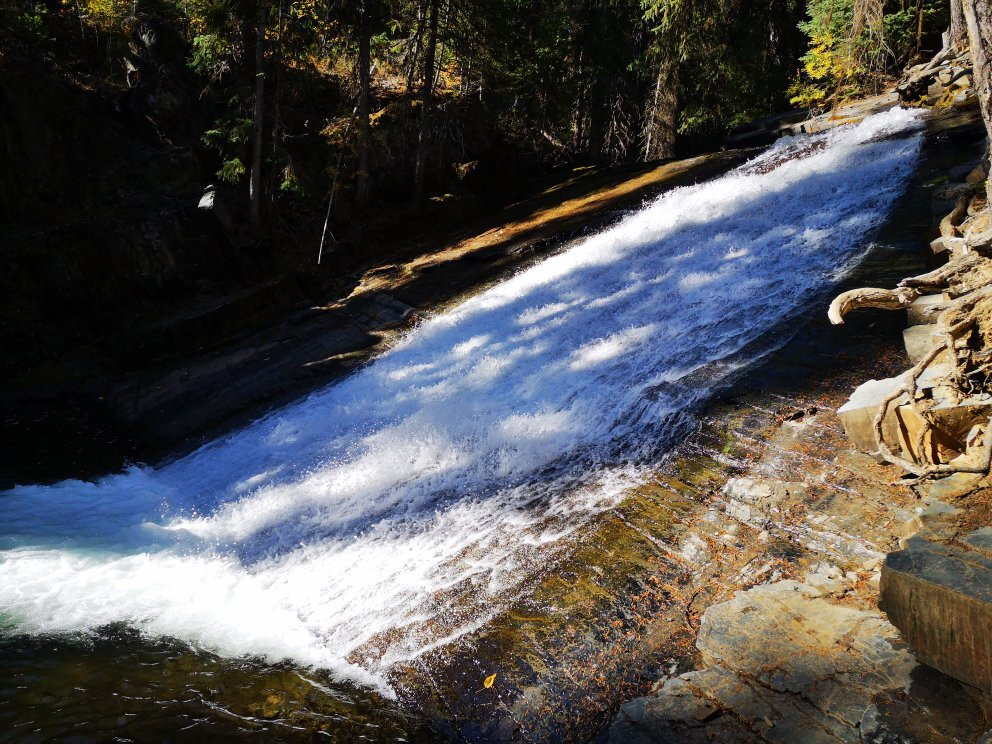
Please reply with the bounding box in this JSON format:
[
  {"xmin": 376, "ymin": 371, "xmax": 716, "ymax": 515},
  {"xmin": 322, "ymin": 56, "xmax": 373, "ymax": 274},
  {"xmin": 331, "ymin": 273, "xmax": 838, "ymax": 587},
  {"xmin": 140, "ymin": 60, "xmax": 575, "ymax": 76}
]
[{"xmin": 0, "ymin": 107, "xmax": 928, "ymax": 741}]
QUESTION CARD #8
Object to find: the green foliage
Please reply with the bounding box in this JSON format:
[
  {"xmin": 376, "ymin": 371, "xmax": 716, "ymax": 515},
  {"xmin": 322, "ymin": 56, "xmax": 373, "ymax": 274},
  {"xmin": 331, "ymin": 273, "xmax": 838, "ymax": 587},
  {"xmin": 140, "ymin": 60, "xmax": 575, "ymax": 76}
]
[
  {"xmin": 217, "ymin": 157, "xmax": 246, "ymax": 183},
  {"xmin": 791, "ymin": 0, "xmax": 949, "ymax": 108},
  {"xmin": 203, "ymin": 113, "xmax": 251, "ymax": 183},
  {"xmin": 278, "ymin": 167, "xmax": 305, "ymax": 195},
  {"xmin": 79, "ymin": 0, "xmax": 133, "ymax": 32},
  {"xmin": 4, "ymin": 0, "xmax": 906, "ymax": 216},
  {"xmin": 189, "ymin": 32, "xmax": 232, "ymax": 78},
  {"xmin": 14, "ymin": 6, "xmax": 50, "ymax": 43},
  {"xmin": 641, "ymin": 0, "xmax": 806, "ymax": 143},
  {"xmin": 202, "ymin": 114, "xmax": 252, "ymax": 148}
]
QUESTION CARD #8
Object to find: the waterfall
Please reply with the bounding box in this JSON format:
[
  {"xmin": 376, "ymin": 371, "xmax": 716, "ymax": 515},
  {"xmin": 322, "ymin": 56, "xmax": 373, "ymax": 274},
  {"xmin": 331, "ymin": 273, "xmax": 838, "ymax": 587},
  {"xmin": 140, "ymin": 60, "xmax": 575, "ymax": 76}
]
[{"xmin": 0, "ymin": 108, "xmax": 924, "ymax": 694}]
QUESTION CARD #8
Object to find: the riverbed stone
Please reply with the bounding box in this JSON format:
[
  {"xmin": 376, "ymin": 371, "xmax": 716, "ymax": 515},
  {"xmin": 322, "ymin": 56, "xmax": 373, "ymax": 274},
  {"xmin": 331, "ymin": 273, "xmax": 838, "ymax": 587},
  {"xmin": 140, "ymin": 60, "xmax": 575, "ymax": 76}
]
[
  {"xmin": 927, "ymin": 471, "xmax": 985, "ymax": 500},
  {"xmin": 720, "ymin": 477, "xmax": 803, "ymax": 527},
  {"xmin": 880, "ymin": 537, "xmax": 992, "ymax": 694},
  {"xmin": 962, "ymin": 527, "xmax": 992, "ymax": 556}
]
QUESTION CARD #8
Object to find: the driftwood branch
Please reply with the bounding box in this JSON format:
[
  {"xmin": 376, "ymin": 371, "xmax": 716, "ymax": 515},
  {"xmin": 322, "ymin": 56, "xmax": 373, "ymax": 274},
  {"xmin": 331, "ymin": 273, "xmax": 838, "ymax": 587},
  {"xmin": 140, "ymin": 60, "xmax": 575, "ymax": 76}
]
[
  {"xmin": 872, "ymin": 343, "xmax": 947, "ymax": 477},
  {"xmin": 899, "ymin": 251, "xmax": 986, "ymax": 296},
  {"xmin": 827, "ymin": 286, "xmax": 920, "ymax": 325},
  {"xmin": 940, "ymin": 194, "xmax": 970, "ymax": 238}
]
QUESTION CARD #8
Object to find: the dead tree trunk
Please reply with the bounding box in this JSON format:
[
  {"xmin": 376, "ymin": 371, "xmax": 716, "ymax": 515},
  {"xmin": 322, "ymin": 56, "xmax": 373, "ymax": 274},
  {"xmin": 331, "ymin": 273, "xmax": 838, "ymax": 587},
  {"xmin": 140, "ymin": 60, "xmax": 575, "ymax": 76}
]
[
  {"xmin": 249, "ymin": 0, "xmax": 267, "ymax": 230},
  {"xmin": 355, "ymin": 0, "xmax": 373, "ymax": 209},
  {"xmin": 413, "ymin": 0, "xmax": 439, "ymax": 205},
  {"xmin": 964, "ymin": 0, "xmax": 992, "ymax": 143}
]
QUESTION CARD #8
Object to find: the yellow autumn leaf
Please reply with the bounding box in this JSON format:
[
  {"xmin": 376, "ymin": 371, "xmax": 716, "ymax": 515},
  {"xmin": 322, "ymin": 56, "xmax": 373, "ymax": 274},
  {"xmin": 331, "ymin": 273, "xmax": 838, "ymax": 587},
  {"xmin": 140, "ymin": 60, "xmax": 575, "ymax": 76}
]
[{"xmin": 483, "ymin": 673, "xmax": 496, "ymax": 689}]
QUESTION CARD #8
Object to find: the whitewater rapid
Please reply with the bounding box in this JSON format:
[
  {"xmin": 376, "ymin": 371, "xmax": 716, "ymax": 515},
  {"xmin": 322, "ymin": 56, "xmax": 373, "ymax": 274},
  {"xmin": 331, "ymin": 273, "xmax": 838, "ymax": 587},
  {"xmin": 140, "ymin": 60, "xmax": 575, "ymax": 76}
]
[{"xmin": 0, "ymin": 109, "xmax": 924, "ymax": 692}]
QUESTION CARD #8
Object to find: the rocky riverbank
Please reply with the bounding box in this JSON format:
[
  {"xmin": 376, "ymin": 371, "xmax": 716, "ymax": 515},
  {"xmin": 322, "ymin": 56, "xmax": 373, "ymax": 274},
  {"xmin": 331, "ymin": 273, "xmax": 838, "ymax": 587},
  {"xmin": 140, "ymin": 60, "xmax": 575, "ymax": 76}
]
[
  {"xmin": 609, "ymin": 65, "xmax": 992, "ymax": 744},
  {"xmin": 608, "ymin": 394, "xmax": 992, "ymax": 743}
]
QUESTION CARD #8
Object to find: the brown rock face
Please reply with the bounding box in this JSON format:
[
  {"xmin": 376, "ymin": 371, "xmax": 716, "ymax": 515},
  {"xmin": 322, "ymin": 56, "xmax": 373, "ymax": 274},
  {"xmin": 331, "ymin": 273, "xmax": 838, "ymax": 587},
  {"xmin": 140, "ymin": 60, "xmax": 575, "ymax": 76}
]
[
  {"xmin": 609, "ymin": 581, "xmax": 920, "ymax": 744},
  {"xmin": 880, "ymin": 537, "xmax": 992, "ymax": 694}
]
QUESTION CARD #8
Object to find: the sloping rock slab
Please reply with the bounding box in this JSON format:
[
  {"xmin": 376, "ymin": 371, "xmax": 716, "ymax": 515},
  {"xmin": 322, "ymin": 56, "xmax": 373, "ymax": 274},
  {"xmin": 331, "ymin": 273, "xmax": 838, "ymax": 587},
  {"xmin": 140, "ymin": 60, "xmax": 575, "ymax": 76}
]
[
  {"xmin": 903, "ymin": 323, "xmax": 942, "ymax": 364},
  {"xmin": 609, "ymin": 581, "xmax": 917, "ymax": 743},
  {"xmin": 880, "ymin": 537, "xmax": 992, "ymax": 693}
]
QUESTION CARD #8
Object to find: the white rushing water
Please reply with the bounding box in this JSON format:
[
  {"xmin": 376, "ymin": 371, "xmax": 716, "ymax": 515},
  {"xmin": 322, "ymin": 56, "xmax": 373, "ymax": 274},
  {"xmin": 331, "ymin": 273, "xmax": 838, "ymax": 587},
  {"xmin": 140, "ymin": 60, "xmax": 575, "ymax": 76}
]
[{"xmin": 0, "ymin": 109, "xmax": 923, "ymax": 692}]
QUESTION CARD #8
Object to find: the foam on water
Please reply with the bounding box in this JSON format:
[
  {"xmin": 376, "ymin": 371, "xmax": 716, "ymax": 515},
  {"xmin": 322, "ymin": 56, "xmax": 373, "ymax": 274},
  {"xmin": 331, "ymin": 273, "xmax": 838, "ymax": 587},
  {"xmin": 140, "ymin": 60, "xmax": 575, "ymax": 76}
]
[{"xmin": 0, "ymin": 108, "xmax": 924, "ymax": 692}]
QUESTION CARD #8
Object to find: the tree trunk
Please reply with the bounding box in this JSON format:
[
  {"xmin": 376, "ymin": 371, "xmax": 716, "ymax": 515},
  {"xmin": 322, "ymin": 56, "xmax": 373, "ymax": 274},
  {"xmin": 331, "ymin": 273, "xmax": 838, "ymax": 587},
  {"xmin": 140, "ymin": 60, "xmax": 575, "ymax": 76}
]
[
  {"xmin": 272, "ymin": 0, "xmax": 284, "ymax": 147},
  {"xmin": 406, "ymin": 0, "xmax": 427, "ymax": 94},
  {"xmin": 964, "ymin": 0, "xmax": 992, "ymax": 144},
  {"xmin": 355, "ymin": 0, "xmax": 373, "ymax": 208},
  {"xmin": 643, "ymin": 62, "xmax": 678, "ymax": 161},
  {"xmin": 249, "ymin": 0, "xmax": 266, "ymax": 230},
  {"xmin": 413, "ymin": 0, "xmax": 439, "ymax": 205},
  {"xmin": 586, "ymin": 76, "xmax": 608, "ymax": 161},
  {"xmin": 949, "ymin": 0, "xmax": 968, "ymax": 49}
]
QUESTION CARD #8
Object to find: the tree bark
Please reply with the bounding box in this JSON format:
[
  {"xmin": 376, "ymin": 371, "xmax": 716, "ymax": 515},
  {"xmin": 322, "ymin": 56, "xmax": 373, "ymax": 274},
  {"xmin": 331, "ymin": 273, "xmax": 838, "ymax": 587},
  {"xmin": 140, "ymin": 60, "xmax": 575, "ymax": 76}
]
[
  {"xmin": 249, "ymin": 0, "xmax": 266, "ymax": 230},
  {"xmin": 355, "ymin": 0, "xmax": 373, "ymax": 208},
  {"xmin": 643, "ymin": 62, "xmax": 678, "ymax": 161},
  {"xmin": 413, "ymin": 0, "xmax": 439, "ymax": 205},
  {"xmin": 964, "ymin": 0, "xmax": 992, "ymax": 144},
  {"xmin": 406, "ymin": 0, "xmax": 427, "ymax": 94},
  {"xmin": 949, "ymin": 0, "xmax": 968, "ymax": 50}
]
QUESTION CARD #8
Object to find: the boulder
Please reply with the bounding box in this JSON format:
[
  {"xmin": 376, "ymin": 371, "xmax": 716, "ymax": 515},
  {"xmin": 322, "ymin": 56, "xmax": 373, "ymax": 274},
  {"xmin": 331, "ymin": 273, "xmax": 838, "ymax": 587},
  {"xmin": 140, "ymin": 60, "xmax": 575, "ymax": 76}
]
[
  {"xmin": 907, "ymin": 293, "xmax": 948, "ymax": 325},
  {"xmin": 881, "ymin": 537, "xmax": 992, "ymax": 694},
  {"xmin": 197, "ymin": 186, "xmax": 237, "ymax": 243},
  {"xmin": 927, "ymin": 396, "xmax": 992, "ymax": 445},
  {"xmin": 903, "ymin": 324, "xmax": 944, "ymax": 364},
  {"xmin": 838, "ymin": 374, "xmax": 909, "ymax": 454},
  {"xmin": 836, "ymin": 364, "xmax": 983, "ymax": 461}
]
